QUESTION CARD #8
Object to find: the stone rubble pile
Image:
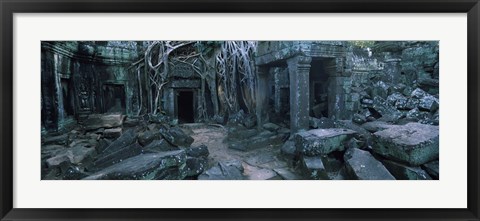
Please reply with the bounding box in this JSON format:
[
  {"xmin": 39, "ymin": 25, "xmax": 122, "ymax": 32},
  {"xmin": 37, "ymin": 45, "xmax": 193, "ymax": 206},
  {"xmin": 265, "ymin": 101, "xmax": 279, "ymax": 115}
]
[
  {"xmin": 41, "ymin": 113, "xmax": 209, "ymax": 180},
  {"xmin": 282, "ymin": 121, "xmax": 439, "ymax": 180}
]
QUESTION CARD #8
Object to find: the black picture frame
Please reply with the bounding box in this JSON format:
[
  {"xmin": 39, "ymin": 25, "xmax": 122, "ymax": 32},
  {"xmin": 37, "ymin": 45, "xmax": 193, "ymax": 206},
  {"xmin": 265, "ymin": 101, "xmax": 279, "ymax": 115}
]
[{"xmin": 1, "ymin": 0, "xmax": 479, "ymax": 220}]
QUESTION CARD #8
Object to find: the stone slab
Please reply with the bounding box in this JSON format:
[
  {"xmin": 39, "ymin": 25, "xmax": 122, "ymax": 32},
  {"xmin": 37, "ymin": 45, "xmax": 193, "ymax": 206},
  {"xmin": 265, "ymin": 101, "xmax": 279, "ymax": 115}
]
[
  {"xmin": 84, "ymin": 150, "xmax": 187, "ymax": 180},
  {"xmin": 372, "ymin": 122, "xmax": 439, "ymax": 166},
  {"xmin": 294, "ymin": 128, "xmax": 356, "ymax": 156},
  {"xmin": 382, "ymin": 160, "xmax": 432, "ymax": 180},
  {"xmin": 344, "ymin": 148, "xmax": 395, "ymax": 180}
]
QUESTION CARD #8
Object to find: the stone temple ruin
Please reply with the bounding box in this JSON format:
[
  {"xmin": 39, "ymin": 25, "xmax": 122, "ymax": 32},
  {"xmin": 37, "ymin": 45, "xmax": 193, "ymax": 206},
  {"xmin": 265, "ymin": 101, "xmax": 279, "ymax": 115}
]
[{"xmin": 41, "ymin": 41, "xmax": 439, "ymax": 180}]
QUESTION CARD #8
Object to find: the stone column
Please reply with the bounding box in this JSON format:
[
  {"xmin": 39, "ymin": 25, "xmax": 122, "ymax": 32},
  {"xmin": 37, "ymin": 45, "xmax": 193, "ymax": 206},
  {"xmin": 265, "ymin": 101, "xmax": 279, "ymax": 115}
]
[
  {"xmin": 256, "ymin": 66, "xmax": 269, "ymax": 129},
  {"xmin": 273, "ymin": 67, "xmax": 281, "ymax": 113},
  {"xmin": 287, "ymin": 56, "xmax": 311, "ymax": 133},
  {"xmin": 384, "ymin": 58, "xmax": 402, "ymax": 83},
  {"xmin": 163, "ymin": 88, "xmax": 175, "ymax": 119}
]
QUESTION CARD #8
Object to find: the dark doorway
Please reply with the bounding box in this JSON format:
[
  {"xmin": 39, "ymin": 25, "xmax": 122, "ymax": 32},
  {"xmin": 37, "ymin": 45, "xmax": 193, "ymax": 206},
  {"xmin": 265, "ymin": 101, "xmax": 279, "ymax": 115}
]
[
  {"xmin": 177, "ymin": 90, "xmax": 194, "ymax": 123},
  {"xmin": 61, "ymin": 78, "xmax": 74, "ymax": 116},
  {"xmin": 103, "ymin": 84, "xmax": 126, "ymax": 113},
  {"xmin": 309, "ymin": 58, "xmax": 331, "ymax": 118}
]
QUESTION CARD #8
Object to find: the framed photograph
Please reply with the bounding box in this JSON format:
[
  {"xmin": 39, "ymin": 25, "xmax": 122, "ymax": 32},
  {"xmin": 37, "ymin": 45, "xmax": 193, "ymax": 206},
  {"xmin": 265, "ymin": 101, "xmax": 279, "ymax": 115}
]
[{"xmin": 1, "ymin": 0, "xmax": 479, "ymax": 220}]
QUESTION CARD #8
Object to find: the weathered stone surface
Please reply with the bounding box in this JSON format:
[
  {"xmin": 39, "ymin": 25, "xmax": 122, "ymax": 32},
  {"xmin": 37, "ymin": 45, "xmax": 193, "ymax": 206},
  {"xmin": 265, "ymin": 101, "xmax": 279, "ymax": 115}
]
[
  {"xmin": 123, "ymin": 117, "xmax": 141, "ymax": 127},
  {"xmin": 229, "ymin": 134, "xmax": 285, "ymax": 152},
  {"xmin": 185, "ymin": 145, "xmax": 209, "ymax": 158},
  {"xmin": 273, "ymin": 168, "xmax": 301, "ymax": 180},
  {"xmin": 405, "ymin": 98, "xmax": 420, "ymax": 110},
  {"xmin": 372, "ymin": 97, "xmax": 403, "ymax": 121},
  {"xmin": 142, "ymin": 139, "xmax": 178, "ymax": 153},
  {"xmin": 243, "ymin": 115, "xmax": 257, "ymax": 129},
  {"xmin": 361, "ymin": 121, "xmax": 395, "ymax": 133},
  {"xmin": 198, "ymin": 161, "xmax": 245, "ymax": 180},
  {"xmin": 344, "ymin": 148, "xmax": 395, "ymax": 180},
  {"xmin": 372, "ymin": 122, "xmax": 439, "ymax": 166},
  {"xmin": 161, "ymin": 127, "xmax": 194, "ymax": 147},
  {"xmin": 382, "ymin": 160, "xmax": 432, "ymax": 180},
  {"xmin": 101, "ymin": 129, "xmax": 137, "ymax": 154},
  {"xmin": 103, "ymin": 127, "xmax": 122, "ymax": 139},
  {"xmin": 294, "ymin": 128, "xmax": 356, "ymax": 156},
  {"xmin": 82, "ymin": 114, "xmax": 124, "ymax": 131},
  {"xmin": 93, "ymin": 142, "xmax": 142, "ymax": 169},
  {"xmin": 42, "ymin": 144, "xmax": 67, "ymax": 160},
  {"xmin": 372, "ymin": 81, "xmax": 390, "ymax": 99},
  {"xmin": 300, "ymin": 156, "xmax": 329, "ymax": 180},
  {"xmin": 138, "ymin": 130, "xmax": 162, "ymax": 146},
  {"xmin": 280, "ymin": 140, "xmax": 296, "ymax": 161},
  {"xmin": 418, "ymin": 95, "xmax": 439, "ymax": 112},
  {"xmin": 263, "ymin": 123, "xmax": 280, "ymax": 132},
  {"xmin": 386, "ymin": 92, "xmax": 407, "ymax": 107},
  {"xmin": 352, "ymin": 113, "xmax": 367, "ymax": 124},
  {"xmin": 45, "ymin": 144, "xmax": 96, "ymax": 167},
  {"xmin": 411, "ymin": 88, "xmax": 428, "ymax": 99},
  {"xmin": 309, "ymin": 117, "xmax": 336, "ymax": 129},
  {"xmin": 422, "ymin": 160, "xmax": 439, "ymax": 179},
  {"xmin": 320, "ymin": 154, "xmax": 344, "ymax": 173},
  {"xmin": 185, "ymin": 157, "xmax": 208, "ymax": 177},
  {"xmin": 63, "ymin": 166, "xmax": 89, "ymax": 180},
  {"xmin": 42, "ymin": 133, "xmax": 69, "ymax": 145},
  {"xmin": 84, "ymin": 150, "xmax": 187, "ymax": 180}
]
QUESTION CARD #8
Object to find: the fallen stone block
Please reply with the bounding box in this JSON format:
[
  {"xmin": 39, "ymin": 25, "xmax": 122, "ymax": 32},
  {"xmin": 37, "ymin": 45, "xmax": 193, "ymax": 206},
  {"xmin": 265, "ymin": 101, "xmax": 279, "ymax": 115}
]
[
  {"xmin": 161, "ymin": 127, "xmax": 194, "ymax": 147},
  {"xmin": 82, "ymin": 114, "xmax": 125, "ymax": 131},
  {"xmin": 300, "ymin": 156, "xmax": 329, "ymax": 180},
  {"xmin": 352, "ymin": 113, "xmax": 367, "ymax": 125},
  {"xmin": 372, "ymin": 122, "xmax": 439, "ymax": 166},
  {"xmin": 93, "ymin": 142, "xmax": 142, "ymax": 169},
  {"xmin": 198, "ymin": 161, "xmax": 245, "ymax": 180},
  {"xmin": 142, "ymin": 139, "xmax": 178, "ymax": 153},
  {"xmin": 418, "ymin": 95, "xmax": 439, "ymax": 112},
  {"xmin": 372, "ymin": 97, "xmax": 403, "ymax": 121},
  {"xmin": 382, "ymin": 160, "xmax": 432, "ymax": 180},
  {"xmin": 344, "ymin": 148, "xmax": 395, "ymax": 180},
  {"xmin": 101, "ymin": 129, "xmax": 137, "ymax": 154},
  {"xmin": 411, "ymin": 88, "xmax": 428, "ymax": 99},
  {"xmin": 263, "ymin": 123, "xmax": 280, "ymax": 132},
  {"xmin": 422, "ymin": 160, "xmax": 439, "ymax": 179},
  {"xmin": 185, "ymin": 157, "xmax": 208, "ymax": 177},
  {"xmin": 103, "ymin": 127, "xmax": 122, "ymax": 139},
  {"xmin": 387, "ymin": 92, "xmax": 407, "ymax": 107},
  {"xmin": 309, "ymin": 117, "xmax": 336, "ymax": 129},
  {"xmin": 185, "ymin": 145, "xmax": 209, "ymax": 158},
  {"xmin": 361, "ymin": 121, "xmax": 396, "ymax": 133},
  {"xmin": 294, "ymin": 128, "xmax": 356, "ymax": 156},
  {"xmin": 83, "ymin": 150, "xmax": 187, "ymax": 180},
  {"xmin": 243, "ymin": 115, "xmax": 257, "ymax": 129},
  {"xmin": 138, "ymin": 130, "xmax": 162, "ymax": 146},
  {"xmin": 42, "ymin": 133, "xmax": 69, "ymax": 145}
]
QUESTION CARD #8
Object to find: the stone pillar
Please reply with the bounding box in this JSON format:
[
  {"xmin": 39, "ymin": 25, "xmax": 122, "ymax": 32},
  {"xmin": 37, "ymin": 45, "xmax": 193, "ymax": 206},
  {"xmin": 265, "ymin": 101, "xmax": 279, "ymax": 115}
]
[
  {"xmin": 163, "ymin": 88, "xmax": 175, "ymax": 118},
  {"xmin": 384, "ymin": 58, "xmax": 402, "ymax": 83},
  {"xmin": 41, "ymin": 50, "xmax": 59, "ymax": 131},
  {"xmin": 287, "ymin": 56, "xmax": 311, "ymax": 133},
  {"xmin": 273, "ymin": 67, "xmax": 281, "ymax": 113},
  {"xmin": 256, "ymin": 66, "xmax": 269, "ymax": 129}
]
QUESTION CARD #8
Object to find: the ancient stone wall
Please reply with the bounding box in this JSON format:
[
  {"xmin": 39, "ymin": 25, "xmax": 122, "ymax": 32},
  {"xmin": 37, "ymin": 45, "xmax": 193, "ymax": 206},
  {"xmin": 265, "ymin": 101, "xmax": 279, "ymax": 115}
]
[{"xmin": 41, "ymin": 41, "xmax": 139, "ymax": 132}]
